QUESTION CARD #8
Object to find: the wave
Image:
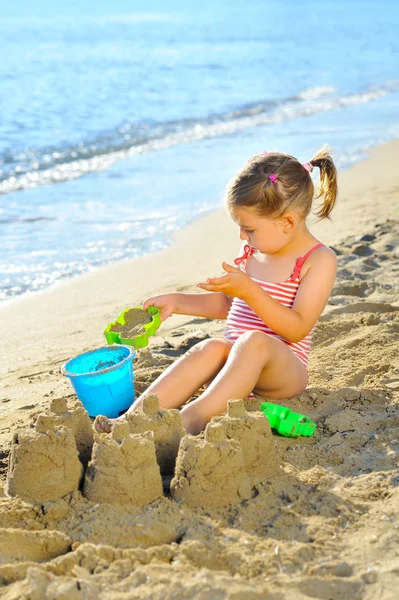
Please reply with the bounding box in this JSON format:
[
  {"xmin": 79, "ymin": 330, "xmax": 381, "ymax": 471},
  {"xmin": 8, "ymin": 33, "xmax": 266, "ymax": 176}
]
[
  {"xmin": 1, "ymin": 81, "xmax": 398, "ymax": 196},
  {"xmin": 1, "ymin": 13, "xmax": 178, "ymax": 27},
  {"xmin": 0, "ymin": 216, "xmax": 56, "ymax": 224}
]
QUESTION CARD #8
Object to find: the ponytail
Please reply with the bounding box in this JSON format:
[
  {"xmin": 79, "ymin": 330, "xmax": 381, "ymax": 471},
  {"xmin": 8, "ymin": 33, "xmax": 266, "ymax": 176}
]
[{"xmin": 310, "ymin": 145, "xmax": 338, "ymax": 220}]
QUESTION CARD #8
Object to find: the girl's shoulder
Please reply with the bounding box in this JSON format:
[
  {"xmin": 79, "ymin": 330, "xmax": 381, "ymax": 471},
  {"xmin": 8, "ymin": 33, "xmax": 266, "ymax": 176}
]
[
  {"xmin": 298, "ymin": 244, "xmax": 337, "ymax": 281},
  {"xmin": 308, "ymin": 243, "xmax": 337, "ymax": 260},
  {"xmin": 307, "ymin": 243, "xmax": 336, "ymax": 260}
]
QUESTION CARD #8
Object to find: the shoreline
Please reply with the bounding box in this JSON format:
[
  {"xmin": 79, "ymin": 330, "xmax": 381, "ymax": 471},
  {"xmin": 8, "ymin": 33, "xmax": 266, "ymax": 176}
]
[
  {"xmin": 1, "ymin": 138, "xmax": 399, "ymax": 379},
  {"xmin": 1, "ymin": 135, "xmax": 398, "ymax": 311}
]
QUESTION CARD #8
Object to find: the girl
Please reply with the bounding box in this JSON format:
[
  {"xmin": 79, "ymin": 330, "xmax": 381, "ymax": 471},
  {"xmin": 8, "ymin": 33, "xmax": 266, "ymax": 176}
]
[{"xmin": 95, "ymin": 147, "xmax": 338, "ymax": 436}]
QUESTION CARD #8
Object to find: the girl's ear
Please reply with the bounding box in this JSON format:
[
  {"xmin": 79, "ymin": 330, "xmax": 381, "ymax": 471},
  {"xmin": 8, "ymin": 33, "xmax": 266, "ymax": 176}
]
[{"xmin": 281, "ymin": 213, "xmax": 295, "ymax": 233}]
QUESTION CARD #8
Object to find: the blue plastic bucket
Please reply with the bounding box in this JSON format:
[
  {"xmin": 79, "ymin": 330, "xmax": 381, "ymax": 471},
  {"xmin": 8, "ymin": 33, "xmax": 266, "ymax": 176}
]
[{"xmin": 61, "ymin": 345, "xmax": 136, "ymax": 418}]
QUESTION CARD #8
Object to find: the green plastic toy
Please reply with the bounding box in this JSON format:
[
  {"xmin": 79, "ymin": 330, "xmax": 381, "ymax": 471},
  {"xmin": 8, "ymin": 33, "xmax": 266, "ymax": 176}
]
[
  {"xmin": 104, "ymin": 306, "xmax": 161, "ymax": 349},
  {"xmin": 260, "ymin": 401, "xmax": 316, "ymax": 438}
]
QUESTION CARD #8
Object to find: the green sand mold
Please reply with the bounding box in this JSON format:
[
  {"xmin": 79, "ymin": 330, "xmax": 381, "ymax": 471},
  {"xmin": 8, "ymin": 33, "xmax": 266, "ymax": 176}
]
[
  {"xmin": 104, "ymin": 306, "xmax": 161, "ymax": 349},
  {"xmin": 260, "ymin": 402, "xmax": 316, "ymax": 438}
]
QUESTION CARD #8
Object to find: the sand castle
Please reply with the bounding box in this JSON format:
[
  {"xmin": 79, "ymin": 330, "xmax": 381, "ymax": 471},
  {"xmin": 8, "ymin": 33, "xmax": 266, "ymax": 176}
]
[
  {"xmin": 171, "ymin": 422, "xmax": 253, "ymax": 508},
  {"xmin": 125, "ymin": 394, "xmax": 185, "ymax": 475},
  {"xmin": 5, "ymin": 415, "xmax": 83, "ymax": 503},
  {"xmin": 83, "ymin": 422, "xmax": 163, "ymax": 506},
  {"xmin": 49, "ymin": 397, "xmax": 94, "ymax": 466},
  {"xmin": 5, "ymin": 392, "xmax": 280, "ymax": 512},
  {"xmin": 213, "ymin": 399, "xmax": 280, "ymax": 484}
]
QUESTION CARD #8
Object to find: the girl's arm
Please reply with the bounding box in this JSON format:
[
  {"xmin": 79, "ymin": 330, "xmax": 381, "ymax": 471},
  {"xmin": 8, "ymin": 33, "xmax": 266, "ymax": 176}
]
[
  {"xmin": 174, "ymin": 292, "xmax": 232, "ymax": 319},
  {"xmin": 242, "ymin": 249, "xmax": 337, "ymax": 342},
  {"xmin": 198, "ymin": 248, "xmax": 337, "ymax": 342},
  {"xmin": 143, "ymin": 291, "xmax": 232, "ymax": 321}
]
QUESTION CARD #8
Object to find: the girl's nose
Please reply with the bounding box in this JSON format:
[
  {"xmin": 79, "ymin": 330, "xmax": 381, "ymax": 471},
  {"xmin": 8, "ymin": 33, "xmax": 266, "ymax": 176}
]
[{"xmin": 239, "ymin": 227, "xmax": 249, "ymax": 241}]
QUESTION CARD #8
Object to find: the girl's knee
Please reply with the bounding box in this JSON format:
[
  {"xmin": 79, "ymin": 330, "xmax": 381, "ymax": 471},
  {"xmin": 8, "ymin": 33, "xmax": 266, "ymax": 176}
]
[
  {"xmin": 181, "ymin": 402, "xmax": 208, "ymax": 435},
  {"xmin": 237, "ymin": 330, "xmax": 271, "ymax": 352},
  {"xmin": 186, "ymin": 338, "xmax": 232, "ymax": 360}
]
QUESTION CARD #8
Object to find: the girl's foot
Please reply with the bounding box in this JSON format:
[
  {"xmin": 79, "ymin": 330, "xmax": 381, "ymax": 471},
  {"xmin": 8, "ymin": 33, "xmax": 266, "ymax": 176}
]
[{"xmin": 93, "ymin": 415, "xmax": 116, "ymax": 434}]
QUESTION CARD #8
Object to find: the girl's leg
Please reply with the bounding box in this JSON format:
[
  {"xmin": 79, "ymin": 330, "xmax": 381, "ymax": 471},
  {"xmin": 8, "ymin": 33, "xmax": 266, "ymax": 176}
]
[
  {"xmin": 94, "ymin": 338, "xmax": 232, "ymax": 432},
  {"xmin": 181, "ymin": 330, "xmax": 308, "ymax": 435},
  {"xmin": 129, "ymin": 338, "xmax": 233, "ymax": 412}
]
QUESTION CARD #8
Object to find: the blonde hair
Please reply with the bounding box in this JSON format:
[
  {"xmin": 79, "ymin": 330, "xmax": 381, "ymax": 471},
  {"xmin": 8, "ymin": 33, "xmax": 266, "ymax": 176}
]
[{"xmin": 226, "ymin": 145, "xmax": 338, "ymax": 220}]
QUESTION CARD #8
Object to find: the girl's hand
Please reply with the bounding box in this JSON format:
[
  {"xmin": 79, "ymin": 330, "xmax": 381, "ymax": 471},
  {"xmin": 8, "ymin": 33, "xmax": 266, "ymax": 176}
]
[
  {"xmin": 197, "ymin": 262, "xmax": 254, "ymax": 299},
  {"xmin": 142, "ymin": 294, "xmax": 177, "ymax": 322}
]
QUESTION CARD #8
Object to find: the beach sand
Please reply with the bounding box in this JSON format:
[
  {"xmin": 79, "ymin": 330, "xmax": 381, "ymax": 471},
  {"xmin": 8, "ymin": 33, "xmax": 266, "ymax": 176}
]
[{"xmin": 0, "ymin": 140, "xmax": 398, "ymax": 599}]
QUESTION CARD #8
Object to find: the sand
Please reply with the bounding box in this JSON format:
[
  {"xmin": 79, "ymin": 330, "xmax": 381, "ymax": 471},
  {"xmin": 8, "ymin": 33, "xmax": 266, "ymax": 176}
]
[
  {"xmin": 110, "ymin": 308, "xmax": 152, "ymax": 339},
  {"xmin": 0, "ymin": 140, "xmax": 398, "ymax": 599}
]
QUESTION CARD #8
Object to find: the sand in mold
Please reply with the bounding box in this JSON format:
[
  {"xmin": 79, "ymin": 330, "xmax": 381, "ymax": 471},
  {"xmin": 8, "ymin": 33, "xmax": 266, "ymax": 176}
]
[{"xmin": 110, "ymin": 308, "xmax": 152, "ymax": 338}]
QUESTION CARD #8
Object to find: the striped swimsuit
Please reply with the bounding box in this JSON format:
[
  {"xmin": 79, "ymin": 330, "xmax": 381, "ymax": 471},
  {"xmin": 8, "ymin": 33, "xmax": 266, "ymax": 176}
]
[{"xmin": 224, "ymin": 242, "xmax": 324, "ymax": 372}]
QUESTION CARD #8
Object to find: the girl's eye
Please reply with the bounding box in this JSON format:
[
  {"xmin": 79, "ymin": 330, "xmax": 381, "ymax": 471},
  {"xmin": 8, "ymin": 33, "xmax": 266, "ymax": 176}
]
[{"xmin": 244, "ymin": 229, "xmax": 254, "ymax": 234}]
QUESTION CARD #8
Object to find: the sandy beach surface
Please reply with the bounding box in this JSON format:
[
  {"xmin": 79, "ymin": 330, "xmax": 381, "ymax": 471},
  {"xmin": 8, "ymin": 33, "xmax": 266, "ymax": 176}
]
[{"xmin": 0, "ymin": 140, "xmax": 399, "ymax": 599}]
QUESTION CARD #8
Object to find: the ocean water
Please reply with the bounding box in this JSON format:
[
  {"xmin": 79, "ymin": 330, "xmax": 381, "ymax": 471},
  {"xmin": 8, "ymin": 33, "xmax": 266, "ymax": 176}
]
[{"xmin": 1, "ymin": 0, "xmax": 399, "ymax": 301}]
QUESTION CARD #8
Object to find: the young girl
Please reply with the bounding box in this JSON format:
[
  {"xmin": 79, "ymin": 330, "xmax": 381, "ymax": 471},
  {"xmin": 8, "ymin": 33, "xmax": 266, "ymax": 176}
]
[{"xmin": 95, "ymin": 147, "xmax": 338, "ymax": 436}]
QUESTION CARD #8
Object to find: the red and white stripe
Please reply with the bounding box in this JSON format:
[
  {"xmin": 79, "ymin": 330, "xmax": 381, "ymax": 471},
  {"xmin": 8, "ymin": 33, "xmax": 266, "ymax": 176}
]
[{"xmin": 225, "ymin": 276, "xmax": 314, "ymax": 370}]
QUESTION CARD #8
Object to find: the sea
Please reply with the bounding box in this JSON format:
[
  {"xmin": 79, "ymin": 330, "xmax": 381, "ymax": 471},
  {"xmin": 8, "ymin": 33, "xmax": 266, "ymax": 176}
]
[{"xmin": 1, "ymin": 0, "xmax": 399, "ymax": 301}]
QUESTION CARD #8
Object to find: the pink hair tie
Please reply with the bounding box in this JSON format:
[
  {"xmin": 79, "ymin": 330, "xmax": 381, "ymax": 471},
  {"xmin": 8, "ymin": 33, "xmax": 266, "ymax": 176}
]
[
  {"xmin": 302, "ymin": 162, "xmax": 313, "ymax": 172},
  {"xmin": 269, "ymin": 173, "xmax": 277, "ymax": 183},
  {"xmin": 263, "ymin": 150, "xmax": 268, "ymax": 154}
]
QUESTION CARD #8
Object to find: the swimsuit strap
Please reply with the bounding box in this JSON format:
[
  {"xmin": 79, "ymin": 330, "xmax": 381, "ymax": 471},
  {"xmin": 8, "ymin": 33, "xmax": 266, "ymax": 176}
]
[
  {"xmin": 234, "ymin": 242, "xmax": 325, "ymax": 279},
  {"xmin": 290, "ymin": 243, "xmax": 325, "ymax": 280},
  {"xmin": 234, "ymin": 244, "xmax": 255, "ymax": 265}
]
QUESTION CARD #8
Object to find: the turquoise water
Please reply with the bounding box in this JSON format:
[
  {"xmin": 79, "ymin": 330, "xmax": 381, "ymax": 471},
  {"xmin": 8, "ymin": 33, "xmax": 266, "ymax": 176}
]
[{"xmin": 1, "ymin": 0, "xmax": 399, "ymax": 300}]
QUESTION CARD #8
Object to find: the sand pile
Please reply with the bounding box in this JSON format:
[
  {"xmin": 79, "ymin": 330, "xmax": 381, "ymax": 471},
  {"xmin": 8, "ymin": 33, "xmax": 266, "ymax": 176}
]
[
  {"xmin": 309, "ymin": 220, "xmax": 399, "ymax": 391},
  {"xmin": 0, "ymin": 529, "xmax": 71, "ymax": 565},
  {"xmin": 0, "ymin": 219, "xmax": 398, "ymax": 599}
]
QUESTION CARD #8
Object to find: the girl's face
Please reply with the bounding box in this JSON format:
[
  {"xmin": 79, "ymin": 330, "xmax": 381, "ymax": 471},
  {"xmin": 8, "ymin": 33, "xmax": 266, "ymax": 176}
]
[{"xmin": 230, "ymin": 206, "xmax": 291, "ymax": 254}]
